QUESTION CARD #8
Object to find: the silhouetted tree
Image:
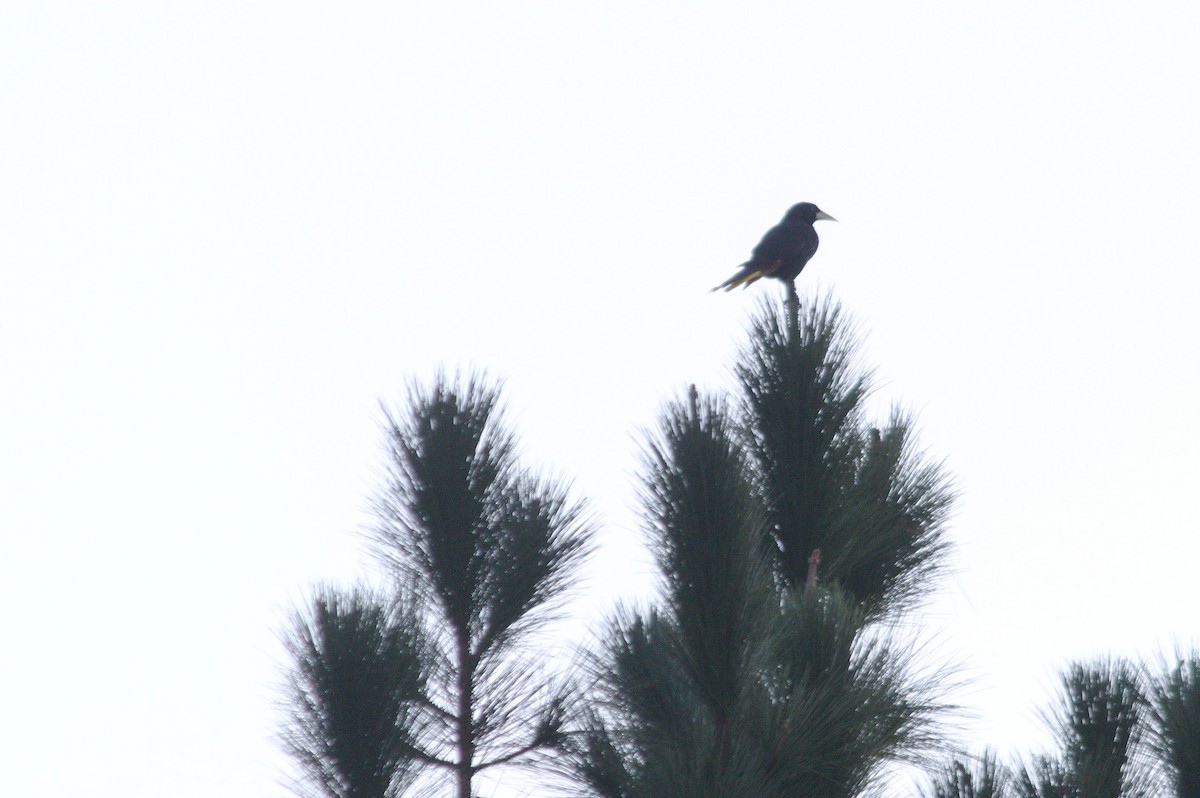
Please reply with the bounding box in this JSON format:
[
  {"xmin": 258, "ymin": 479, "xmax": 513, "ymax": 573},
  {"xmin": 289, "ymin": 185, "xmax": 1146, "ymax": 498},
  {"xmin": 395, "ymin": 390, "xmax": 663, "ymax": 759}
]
[
  {"xmin": 563, "ymin": 297, "xmax": 957, "ymax": 798},
  {"xmin": 737, "ymin": 299, "xmax": 952, "ymax": 616},
  {"xmin": 1003, "ymin": 660, "xmax": 1149, "ymax": 798},
  {"xmin": 282, "ymin": 587, "xmax": 428, "ymax": 798},
  {"xmin": 922, "ymin": 750, "xmax": 1008, "ymax": 798},
  {"xmin": 281, "ymin": 375, "xmax": 594, "ymax": 798},
  {"xmin": 1144, "ymin": 652, "xmax": 1200, "ymax": 798},
  {"xmin": 924, "ymin": 659, "xmax": 1153, "ymax": 798}
]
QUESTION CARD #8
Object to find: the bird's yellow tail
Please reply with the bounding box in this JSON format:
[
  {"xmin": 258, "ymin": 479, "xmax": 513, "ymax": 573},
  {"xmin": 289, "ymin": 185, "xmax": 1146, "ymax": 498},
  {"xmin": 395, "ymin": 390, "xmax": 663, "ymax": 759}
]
[{"xmin": 721, "ymin": 271, "xmax": 762, "ymax": 291}]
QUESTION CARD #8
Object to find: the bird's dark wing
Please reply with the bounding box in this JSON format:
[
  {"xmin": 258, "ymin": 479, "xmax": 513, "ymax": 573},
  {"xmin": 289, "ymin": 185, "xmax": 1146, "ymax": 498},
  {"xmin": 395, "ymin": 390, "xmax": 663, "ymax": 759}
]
[
  {"xmin": 750, "ymin": 221, "xmax": 819, "ymax": 278},
  {"xmin": 711, "ymin": 220, "xmax": 818, "ymax": 291}
]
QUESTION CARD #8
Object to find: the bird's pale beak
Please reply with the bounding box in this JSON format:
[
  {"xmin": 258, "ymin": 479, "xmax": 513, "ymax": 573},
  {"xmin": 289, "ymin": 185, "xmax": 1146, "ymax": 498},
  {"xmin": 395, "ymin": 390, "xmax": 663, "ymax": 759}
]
[{"xmin": 815, "ymin": 211, "xmax": 837, "ymax": 222}]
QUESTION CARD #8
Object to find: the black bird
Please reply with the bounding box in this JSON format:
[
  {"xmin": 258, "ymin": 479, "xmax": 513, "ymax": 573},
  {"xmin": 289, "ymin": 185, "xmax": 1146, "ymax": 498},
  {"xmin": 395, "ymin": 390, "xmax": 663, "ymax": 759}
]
[{"xmin": 712, "ymin": 202, "xmax": 836, "ymax": 291}]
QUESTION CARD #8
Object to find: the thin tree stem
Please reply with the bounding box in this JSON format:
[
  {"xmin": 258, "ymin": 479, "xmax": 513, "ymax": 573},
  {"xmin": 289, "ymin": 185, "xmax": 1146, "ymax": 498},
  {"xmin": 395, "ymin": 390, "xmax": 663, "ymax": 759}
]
[
  {"xmin": 785, "ymin": 281, "xmax": 799, "ymax": 339},
  {"xmin": 456, "ymin": 631, "xmax": 476, "ymax": 798}
]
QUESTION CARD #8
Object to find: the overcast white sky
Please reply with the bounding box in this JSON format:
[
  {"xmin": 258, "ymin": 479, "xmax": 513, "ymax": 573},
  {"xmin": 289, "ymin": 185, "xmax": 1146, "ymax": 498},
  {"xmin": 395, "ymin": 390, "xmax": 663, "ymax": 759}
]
[{"xmin": 3, "ymin": 2, "xmax": 1199, "ymax": 796}]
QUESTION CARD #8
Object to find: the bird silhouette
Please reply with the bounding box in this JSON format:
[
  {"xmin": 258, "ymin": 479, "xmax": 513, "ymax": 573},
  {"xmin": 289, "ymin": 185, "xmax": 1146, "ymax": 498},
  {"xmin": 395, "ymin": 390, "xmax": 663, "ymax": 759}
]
[{"xmin": 712, "ymin": 202, "xmax": 836, "ymax": 291}]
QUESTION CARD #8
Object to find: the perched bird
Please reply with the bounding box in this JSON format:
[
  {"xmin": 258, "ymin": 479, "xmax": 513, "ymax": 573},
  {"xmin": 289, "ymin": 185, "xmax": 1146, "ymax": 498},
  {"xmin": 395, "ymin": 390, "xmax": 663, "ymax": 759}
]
[{"xmin": 712, "ymin": 202, "xmax": 836, "ymax": 291}]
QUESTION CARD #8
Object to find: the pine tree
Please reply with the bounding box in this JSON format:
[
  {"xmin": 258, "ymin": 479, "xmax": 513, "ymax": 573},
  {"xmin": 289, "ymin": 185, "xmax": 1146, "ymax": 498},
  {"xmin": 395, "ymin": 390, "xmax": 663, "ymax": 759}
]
[
  {"xmin": 1013, "ymin": 660, "xmax": 1148, "ymax": 798},
  {"xmin": 281, "ymin": 374, "xmax": 594, "ymax": 798},
  {"xmin": 563, "ymin": 296, "xmax": 957, "ymax": 798},
  {"xmin": 923, "ymin": 751, "xmax": 1008, "ymax": 798},
  {"xmin": 1144, "ymin": 652, "xmax": 1200, "ymax": 798},
  {"xmin": 924, "ymin": 655, "xmax": 1200, "ymax": 798}
]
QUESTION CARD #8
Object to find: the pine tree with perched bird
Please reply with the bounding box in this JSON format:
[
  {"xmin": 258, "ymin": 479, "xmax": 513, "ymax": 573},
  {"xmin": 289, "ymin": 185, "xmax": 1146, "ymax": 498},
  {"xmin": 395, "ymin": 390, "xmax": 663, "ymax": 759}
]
[{"xmin": 712, "ymin": 202, "xmax": 836, "ymax": 293}]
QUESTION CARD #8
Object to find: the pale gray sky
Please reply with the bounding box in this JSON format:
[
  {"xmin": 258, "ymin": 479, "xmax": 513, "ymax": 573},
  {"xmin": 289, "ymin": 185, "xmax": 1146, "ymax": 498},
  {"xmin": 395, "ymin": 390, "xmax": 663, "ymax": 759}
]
[{"xmin": 3, "ymin": 3, "xmax": 1199, "ymax": 796}]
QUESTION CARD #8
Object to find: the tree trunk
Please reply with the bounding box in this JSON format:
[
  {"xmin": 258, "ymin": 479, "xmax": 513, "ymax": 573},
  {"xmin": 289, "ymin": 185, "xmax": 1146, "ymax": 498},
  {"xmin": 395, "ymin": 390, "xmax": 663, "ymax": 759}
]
[{"xmin": 456, "ymin": 631, "xmax": 475, "ymax": 798}]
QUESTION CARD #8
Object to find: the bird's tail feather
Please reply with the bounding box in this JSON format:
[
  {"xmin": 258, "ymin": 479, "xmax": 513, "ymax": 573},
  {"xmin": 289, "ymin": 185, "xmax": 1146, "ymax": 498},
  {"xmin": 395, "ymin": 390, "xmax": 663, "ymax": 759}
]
[{"xmin": 711, "ymin": 270, "xmax": 763, "ymax": 292}]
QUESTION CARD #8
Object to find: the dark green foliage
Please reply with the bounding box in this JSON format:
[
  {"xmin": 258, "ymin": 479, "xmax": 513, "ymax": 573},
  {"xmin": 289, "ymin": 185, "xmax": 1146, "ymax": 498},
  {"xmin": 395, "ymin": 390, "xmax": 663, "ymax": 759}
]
[
  {"xmin": 569, "ymin": 611, "xmax": 759, "ymax": 798},
  {"xmin": 923, "ymin": 751, "xmax": 1008, "ymax": 798},
  {"xmin": 563, "ymin": 393, "xmax": 782, "ymax": 798},
  {"xmin": 736, "ymin": 298, "xmax": 955, "ymax": 617},
  {"xmin": 1144, "ymin": 652, "xmax": 1200, "ymax": 798},
  {"xmin": 565, "ymin": 300, "xmax": 958, "ymax": 797},
  {"xmin": 569, "ymin": 585, "xmax": 948, "ymax": 798},
  {"xmin": 1056, "ymin": 661, "xmax": 1145, "ymax": 798},
  {"xmin": 757, "ymin": 589, "xmax": 948, "ymax": 797},
  {"xmin": 370, "ymin": 374, "xmax": 593, "ymax": 786},
  {"xmin": 373, "ymin": 375, "xmax": 592, "ymax": 657},
  {"xmin": 280, "ymin": 299, "xmax": 961, "ymax": 798},
  {"xmin": 1019, "ymin": 660, "xmax": 1147, "ymax": 798},
  {"xmin": 281, "ymin": 588, "xmax": 427, "ymax": 798},
  {"xmin": 735, "ymin": 298, "xmax": 868, "ymax": 591},
  {"xmin": 282, "ymin": 373, "xmax": 595, "ymax": 798},
  {"xmin": 638, "ymin": 390, "xmax": 775, "ymax": 724},
  {"xmin": 1013, "ymin": 757, "xmax": 1073, "ymax": 798},
  {"xmin": 931, "ymin": 654, "xmax": 1200, "ymax": 798},
  {"xmin": 998, "ymin": 660, "xmax": 1149, "ymax": 798}
]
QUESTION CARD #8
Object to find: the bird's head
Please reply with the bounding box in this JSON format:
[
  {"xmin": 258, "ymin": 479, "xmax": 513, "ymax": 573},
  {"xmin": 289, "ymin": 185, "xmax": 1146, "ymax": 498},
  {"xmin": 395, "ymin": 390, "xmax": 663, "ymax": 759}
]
[{"xmin": 784, "ymin": 202, "xmax": 837, "ymax": 224}]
